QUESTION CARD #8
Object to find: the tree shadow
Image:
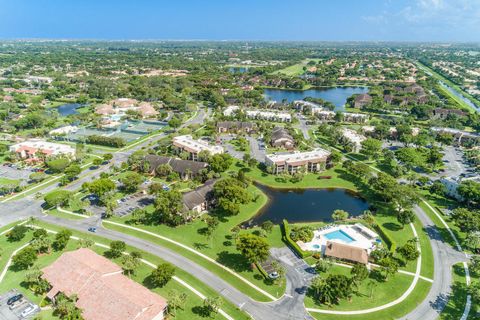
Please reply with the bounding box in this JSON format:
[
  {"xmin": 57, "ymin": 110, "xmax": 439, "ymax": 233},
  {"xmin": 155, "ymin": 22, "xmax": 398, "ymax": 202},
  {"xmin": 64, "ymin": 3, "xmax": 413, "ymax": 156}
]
[
  {"xmin": 193, "ymin": 242, "xmax": 209, "ymax": 250},
  {"xmin": 216, "ymin": 251, "xmax": 251, "ymax": 272},
  {"xmin": 223, "ymin": 240, "xmax": 232, "ymax": 247},
  {"xmin": 191, "ymin": 305, "xmax": 211, "ymax": 318},
  {"xmin": 383, "ymin": 222, "xmax": 402, "ymax": 232}
]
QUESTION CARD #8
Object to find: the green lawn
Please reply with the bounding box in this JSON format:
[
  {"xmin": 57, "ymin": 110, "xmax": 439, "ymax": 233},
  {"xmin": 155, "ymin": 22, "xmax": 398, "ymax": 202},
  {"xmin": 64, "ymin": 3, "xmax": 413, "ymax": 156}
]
[
  {"xmin": 308, "ymin": 280, "xmax": 431, "ymax": 320},
  {"xmin": 304, "ymin": 264, "xmax": 431, "ymax": 312},
  {"xmin": 271, "ymin": 59, "xmax": 320, "ymax": 76},
  {"xmin": 105, "ymin": 184, "xmax": 286, "ymax": 301},
  {"xmin": 0, "ymin": 222, "xmax": 250, "ymax": 320}
]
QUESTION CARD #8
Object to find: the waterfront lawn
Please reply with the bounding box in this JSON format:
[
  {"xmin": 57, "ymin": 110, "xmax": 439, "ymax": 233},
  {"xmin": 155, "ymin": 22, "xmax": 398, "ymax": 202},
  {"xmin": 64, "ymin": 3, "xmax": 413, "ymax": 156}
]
[
  {"xmin": 105, "ymin": 184, "xmax": 287, "ymax": 301},
  {"xmin": 0, "ymin": 222, "xmax": 250, "ymax": 320}
]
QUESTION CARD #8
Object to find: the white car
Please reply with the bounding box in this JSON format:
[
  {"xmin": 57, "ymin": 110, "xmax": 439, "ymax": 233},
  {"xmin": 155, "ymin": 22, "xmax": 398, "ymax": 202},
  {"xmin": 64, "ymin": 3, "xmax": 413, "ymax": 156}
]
[{"xmin": 21, "ymin": 303, "xmax": 39, "ymax": 317}]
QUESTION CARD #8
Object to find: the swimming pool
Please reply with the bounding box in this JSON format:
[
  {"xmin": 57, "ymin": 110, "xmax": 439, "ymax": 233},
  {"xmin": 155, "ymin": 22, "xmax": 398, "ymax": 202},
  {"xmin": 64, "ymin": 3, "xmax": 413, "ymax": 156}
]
[
  {"xmin": 312, "ymin": 244, "xmax": 321, "ymax": 249},
  {"xmin": 324, "ymin": 229, "xmax": 355, "ymax": 243}
]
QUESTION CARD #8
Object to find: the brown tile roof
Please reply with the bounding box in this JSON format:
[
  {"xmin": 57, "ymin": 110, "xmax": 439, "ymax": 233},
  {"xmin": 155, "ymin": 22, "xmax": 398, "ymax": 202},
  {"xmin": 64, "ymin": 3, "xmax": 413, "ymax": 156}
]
[
  {"xmin": 182, "ymin": 179, "xmax": 217, "ymax": 210},
  {"xmin": 324, "ymin": 241, "xmax": 369, "ymax": 264},
  {"xmin": 42, "ymin": 248, "xmax": 167, "ymax": 320}
]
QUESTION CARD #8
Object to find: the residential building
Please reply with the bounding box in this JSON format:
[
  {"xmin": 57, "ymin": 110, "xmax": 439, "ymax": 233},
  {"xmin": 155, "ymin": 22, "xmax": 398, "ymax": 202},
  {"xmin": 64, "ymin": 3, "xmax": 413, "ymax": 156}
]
[
  {"xmin": 172, "ymin": 135, "xmax": 223, "ymax": 161},
  {"xmin": 433, "ymin": 108, "xmax": 467, "ymax": 119},
  {"xmin": 95, "ymin": 99, "xmax": 159, "ymax": 119},
  {"xmin": 216, "ymin": 121, "xmax": 255, "ymax": 134},
  {"xmin": 42, "ymin": 248, "xmax": 168, "ymax": 320},
  {"xmin": 10, "ymin": 140, "xmax": 75, "ymax": 161},
  {"xmin": 246, "ymin": 110, "xmax": 292, "ymax": 122},
  {"xmin": 143, "ymin": 155, "xmax": 208, "ymax": 180},
  {"xmin": 431, "ymin": 127, "xmax": 480, "ymax": 146},
  {"xmin": 341, "ymin": 129, "xmax": 366, "ymax": 152},
  {"xmin": 49, "ymin": 125, "xmax": 79, "ymax": 136},
  {"xmin": 270, "ymin": 127, "xmax": 295, "ymax": 149},
  {"xmin": 223, "ymin": 105, "xmax": 240, "ymax": 116},
  {"xmin": 182, "ymin": 179, "xmax": 217, "ymax": 215},
  {"xmin": 354, "ymin": 94, "xmax": 372, "ymax": 108},
  {"xmin": 343, "ymin": 112, "xmax": 369, "ymax": 123},
  {"xmin": 265, "ymin": 148, "xmax": 331, "ymax": 174},
  {"xmin": 315, "ymin": 110, "xmax": 335, "ymax": 121}
]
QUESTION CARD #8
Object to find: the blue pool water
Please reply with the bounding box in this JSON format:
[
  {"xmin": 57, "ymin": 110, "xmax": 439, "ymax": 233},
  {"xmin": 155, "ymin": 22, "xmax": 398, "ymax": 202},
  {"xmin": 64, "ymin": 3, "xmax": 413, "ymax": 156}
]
[
  {"xmin": 312, "ymin": 244, "xmax": 320, "ymax": 249},
  {"xmin": 324, "ymin": 230, "xmax": 355, "ymax": 243}
]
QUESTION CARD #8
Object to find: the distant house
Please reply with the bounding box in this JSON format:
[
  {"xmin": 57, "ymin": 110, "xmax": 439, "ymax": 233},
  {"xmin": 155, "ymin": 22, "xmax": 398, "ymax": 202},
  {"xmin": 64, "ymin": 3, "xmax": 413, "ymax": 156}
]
[
  {"xmin": 270, "ymin": 127, "xmax": 295, "ymax": 149},
  {"xmin": 216, "ymin": 121, "xmax": 255, "ymax": 134},
  {"xmin": 172, "ymin": 135, "xmax": 224, "ymax": 161},
  {"xmin": 265, "ymin": 148, "xmax": 331, "ymax": 174},
  {"xmin": 10, "ymin": 140, "xmax": 75, "ymax": 161},
  {"xmin": 182, "ymin": 179, "xmax": 217, "ymax": 215},
  {"xmin": 143, "ymin": 155, "xmax": 208, "ymax": 180},
  {"xmin": 223, "ymin": 105, "xmax": 240, "ymax": 117},
  {"xmin": 354, "ymin": 94, "xmax": 372, "ymax": 108},
  {"xmin": 383, "ymin": 95, "xmax": 393, "ymax": 104},
  {"xmin": 42, "ymin": 248, "xmax": 168, "ymax": 320},
  {"xmin": 315, "ymin": 110, "xmax": 336, "ymax": 121},
  {"xmin": 246, "ymin": 110, "xmax": 292, "ymax": 122},
  {"xmin": 433, "ymin": 108, "xmax": 467, "ymax": 119},
  {"xmin": 343, "ymin": 112, "xmax": 369, "ymax": 124}
]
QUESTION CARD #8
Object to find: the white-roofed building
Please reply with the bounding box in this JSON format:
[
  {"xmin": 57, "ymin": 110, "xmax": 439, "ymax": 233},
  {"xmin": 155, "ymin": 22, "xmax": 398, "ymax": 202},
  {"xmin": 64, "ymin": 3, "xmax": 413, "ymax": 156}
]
[
  {"xmin": 265, "ymin": 148, "xmax": 331, "ymax": 174},
  {"xmin": 341, "ymin": 129, "xmax": 366, "ymax": 153},
  {"xmin": 10, "ymin": 139, "xmax": 75, "ymax": 161},
  {"xmin": 246, "ymin": 110, "xmax": 291, "ymax": 122},
  {"xmin": 223, "ymin": 105, "xmax": 240, "ymax": 117},
  {"xmin": 172, "ymin": 135, "xmax": 224, "ymax": 161},
  {"xmin": 49, "ymin": 125, "xmax": 79, "ymax": 136}
]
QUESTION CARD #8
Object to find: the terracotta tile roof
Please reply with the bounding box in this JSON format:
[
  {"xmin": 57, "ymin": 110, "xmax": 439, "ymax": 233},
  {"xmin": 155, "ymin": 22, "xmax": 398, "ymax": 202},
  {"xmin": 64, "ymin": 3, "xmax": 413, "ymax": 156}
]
[{"xmin": 42, "ymin": 248, "xmax": 167, "ymax": 320}]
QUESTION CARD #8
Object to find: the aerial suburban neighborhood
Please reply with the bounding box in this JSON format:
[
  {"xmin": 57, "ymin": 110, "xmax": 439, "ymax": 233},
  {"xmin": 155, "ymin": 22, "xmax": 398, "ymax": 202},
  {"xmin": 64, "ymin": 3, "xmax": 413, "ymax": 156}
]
[{"xmin": 0, "ymin": 1, "xmax": 479, "ymax": 320}]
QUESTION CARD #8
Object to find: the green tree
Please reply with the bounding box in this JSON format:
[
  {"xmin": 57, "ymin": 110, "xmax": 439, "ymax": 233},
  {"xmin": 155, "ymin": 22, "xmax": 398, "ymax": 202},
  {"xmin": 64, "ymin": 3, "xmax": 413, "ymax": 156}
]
[
  {"xmin": 12, "ymin": 247, "xmax": 37, "ymax": 270},
  {"xmin": 86, "ymin": 178, "xmax": 116, "ymax": 200},
  {"xmin": 310, "ymin": 274, "xmax": 354, "ymax": 305},
  {"xmin": 396, "ymin": 239, "xmax": 420, "ymax": 263},
  {"xmin": 397, "ymin": 210, "xmax": 415, "ymax": 228},
  {"xmin": 153, "ymin": 189, "xmax": 184, "ymax": 226},
  {"xmin": 236, "ymin": 234, "xmax": 270, "ymax": 265},
  {"xmin": 458, "ymin": 180, "xmax": 480, "ymax": 206},
  {"xmin": 121, "ymin": 252, "xmax": 141, "ymax": 277},
  {"xmin": 92, "ymin": 157, "xmax": 103, "ymax": 166},
  {"xmin": 7, "ymin": 225, "xmax": 29, "ymax": 242},
  {"xmin": 44, "ymin": 190, "xmax": 73, "ymax": 208},
  {"xmin": 46, "ymin": 157, "xmax": 70, "ymax": 173},
  {"xmin": 203, "ymin": 296, "xmax": 223, "ymax": 318},
  {"xmin": 103, "ymin": 153, "xmax": 113, "ymax": 162},
  {"xmin": 120, "ymin": 171, "xmax": 143, "ymax": 193},
  {"xmin": 469, "ymin": 256, "xmax": 480, "ymax": 276},
  {"xmin": 150, "ymin": 263, "xmax": 176, "ymax": 287},
  {"xmin": 167, "ymin": 290, "xmax": 188, "ymax": 316},
  {"xmin": 465, "ymin": 232, "xmax": 480, "ymax": 253},
  {"xmin": 351, "ymin": 263, "xmax": 369, "ymax": 283},
  {"xmin": 168, "ymin": 116, "xmax": 182, "ymax": 128},
  {"xmin": 378, "ymin": 257, "xmax": 399, "ymax": 280},
  {"xmin": 261, "ymin": 220, "xmax": 274, "ymax": 234},
  {"xmin": 332, "ymin": 209, "xmax": 349, "ymax": 221},
  {"xmin": 108, "ymin": 240, "xmax": 126, "ymax": 258},
  {"xmin": 361, "ymin": 138, "xmax": 382, "ymax": 159},
  {"xmin": 53, "ymin": 229, "xmax": 72, "ymax": 251},
  {"xmin": 64, "ymin": 164, "xmax": 81, "ymax": 181}
]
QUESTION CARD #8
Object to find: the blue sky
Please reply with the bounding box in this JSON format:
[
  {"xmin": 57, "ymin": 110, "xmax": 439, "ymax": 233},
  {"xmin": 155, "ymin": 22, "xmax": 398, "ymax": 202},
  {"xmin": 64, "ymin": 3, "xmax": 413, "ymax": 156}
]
[{"xmin": 0, "ymin": 0, "xmax": 478, "ymax": 41}]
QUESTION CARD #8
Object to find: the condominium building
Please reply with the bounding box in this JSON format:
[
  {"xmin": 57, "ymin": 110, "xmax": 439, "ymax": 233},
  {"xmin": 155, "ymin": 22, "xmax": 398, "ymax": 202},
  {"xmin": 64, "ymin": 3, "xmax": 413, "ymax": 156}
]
[
  {"xmin": 10, "ymin": 139, "xmax": 75, "ymax": 161},
  {"xmin": 341, "ymin": 129, "xmax": 366, "ymax": 153},
  {"xmin": 246, "ymin": 110, "xmax": 292, "ymax": 122},
  {"xmin": 172, "ymin": 135, "xmax": 223, "ymax": 161},
  {"xmin": 265, "ymin": 148, "xmax": 331, "ymax": 174}
]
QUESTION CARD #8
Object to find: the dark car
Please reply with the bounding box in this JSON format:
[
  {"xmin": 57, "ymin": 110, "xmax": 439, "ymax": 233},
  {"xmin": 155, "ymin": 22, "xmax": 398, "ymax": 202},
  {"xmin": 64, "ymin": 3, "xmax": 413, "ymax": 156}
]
[
  {"xmin": 7, "ymin": 294, "xmax": 23, "ymax": 306},
  {"xmin": 87, "ymin": 227, "xmax": 97, "ymax": 233}
]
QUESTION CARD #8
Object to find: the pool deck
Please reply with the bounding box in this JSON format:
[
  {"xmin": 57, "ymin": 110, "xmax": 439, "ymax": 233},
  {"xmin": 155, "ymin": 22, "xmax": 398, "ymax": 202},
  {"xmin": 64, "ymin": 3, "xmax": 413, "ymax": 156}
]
[{"xmin": 299, "ymin": 224, "xmax": 379, "ymax": 254}]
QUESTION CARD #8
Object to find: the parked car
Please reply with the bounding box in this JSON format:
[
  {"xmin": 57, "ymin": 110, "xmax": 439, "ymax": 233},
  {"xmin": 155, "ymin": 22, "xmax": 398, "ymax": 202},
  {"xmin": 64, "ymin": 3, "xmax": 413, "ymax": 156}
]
[
  {"xmin": 7, "ymin": 294, "xmax": 22, "ymax": 306},
  {"xmin": 88, "ymin": 227, "xmax": 97, "ymax": 233},
  {"xmin": 268, "ymin": 272, "xmax": 279, "ymax": 279},
  {"xmin": 21, "ymin": 303, "xmax": 39, "ymax": 317}
]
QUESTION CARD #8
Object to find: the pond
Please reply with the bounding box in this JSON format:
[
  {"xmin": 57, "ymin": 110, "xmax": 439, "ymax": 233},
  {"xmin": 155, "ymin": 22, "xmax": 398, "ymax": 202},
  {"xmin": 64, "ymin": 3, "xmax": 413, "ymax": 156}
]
[
  {"xmin": 56, "ymin": 103, "xmax": 83, "ymax": 116},
  {"xmin": 264, "ymin": 87, "xmax": 369, "ymax": 111},
  {"xmin": 248, "ymin": 184, "xmax": 369, "ymax": 225}
]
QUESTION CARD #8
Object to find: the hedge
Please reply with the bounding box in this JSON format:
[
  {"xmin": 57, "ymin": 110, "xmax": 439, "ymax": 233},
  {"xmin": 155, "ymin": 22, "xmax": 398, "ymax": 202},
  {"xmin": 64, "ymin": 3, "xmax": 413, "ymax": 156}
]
[
  {"xmin": 281, "ymin": 219, "xmax": 312, "ymax": 258},
  {"xmin": 372, "ymin": 218, "xmax": 397, "ymax": 253},
  {"xmin": 255, "ymin": 262, "xmax": 269, "ymax": 280},
  {"xmin": 86, "ymin": 135, "xmax": 126, "ymax": 148}
]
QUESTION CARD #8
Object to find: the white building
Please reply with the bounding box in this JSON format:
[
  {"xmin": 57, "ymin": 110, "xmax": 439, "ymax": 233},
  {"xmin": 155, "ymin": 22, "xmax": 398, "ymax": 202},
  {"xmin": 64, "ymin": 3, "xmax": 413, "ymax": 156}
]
[
  {"xmin": 49, "ymin": 125, "xmax": 79, "ymax": 136},
  {"xmin": 265, "ymin": 148, "xmax": 331, "ymax": 174},
  {"xmin": 342, "ymin": 129, "xmax": 366, "ymax": 152},
  {"xmin": 246, "ymin": 110, "xmax": 292, "ymax": 122},
  {"xmin": 10, "ymin": 140, "xmax": 75, "ymax": 161},
  {"xmin": 172, "ymin": 135, "xmax": 224, "ymax": 161},
  {"xmin": 223, "ymin": 105, "xmax": 240, "ymax": 117}
]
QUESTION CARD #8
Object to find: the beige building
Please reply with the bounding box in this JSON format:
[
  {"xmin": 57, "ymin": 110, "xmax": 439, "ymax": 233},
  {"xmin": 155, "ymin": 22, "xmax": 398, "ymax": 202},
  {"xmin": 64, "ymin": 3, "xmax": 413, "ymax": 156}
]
[
  {"xmin": 265, "ymin": 148, "xmax": 331, "ymax": 174},
  {"xmin": 172, "ymin": 135, "xmax": 224, "ymax": 161},
  {"xmin": 10, "ymin": 140, "xmax": 75, "ymax": 161}
]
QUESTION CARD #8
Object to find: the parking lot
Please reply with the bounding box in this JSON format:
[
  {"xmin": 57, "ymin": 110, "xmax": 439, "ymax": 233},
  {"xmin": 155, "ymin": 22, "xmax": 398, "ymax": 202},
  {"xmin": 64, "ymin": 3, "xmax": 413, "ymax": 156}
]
[
  {"xmin": 114, "ymin": 192, "xmax": 154, "ymax": 217},
  {"xmin": 0, "ymin": 290, "xmax": 40, "ymax": 320},
  {"xmin": 0, "ymin": 165, "xmax": 33, "ymax": 183}
]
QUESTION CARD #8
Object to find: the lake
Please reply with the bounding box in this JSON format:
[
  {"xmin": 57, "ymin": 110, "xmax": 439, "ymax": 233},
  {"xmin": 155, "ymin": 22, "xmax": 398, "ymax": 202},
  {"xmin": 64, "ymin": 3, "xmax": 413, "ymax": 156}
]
[
  {"xmin": 248, "ymin": 184, "xmax": 369, "ymax": 225},
  {"xmin": 56, "ymin": 103, "xmax": 82, "ymax": 116},
  {"xmin": 264, "ymin": 87, "xmax": 369, "ymax": 111}
]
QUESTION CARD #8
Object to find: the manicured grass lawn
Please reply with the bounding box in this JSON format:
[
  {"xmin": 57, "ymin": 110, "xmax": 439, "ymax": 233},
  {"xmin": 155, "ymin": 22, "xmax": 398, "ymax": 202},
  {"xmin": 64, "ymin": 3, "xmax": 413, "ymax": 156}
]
[
  {"xmin": 243, "ymin": 164, "xmax": 357, "ymax": 191},
  {"xmin": 48, "ymin": 208, "xmax": 86, "ymax": 221},
  {"xmin": 105, "ymin": 184, "xmax": 287, "ymax": 301},
  {"xmin": 440, "ymin": 263, "xmax": 479, "ymax": 320},
  {"xmin": 308, "ymin": 280, "xmax": 431, "ymax": 320},
  {"xmin": 304, "ymin": 264, "xmax": 428, "ymax": 311},
  {"xmin": 0, "ymin": 177, "xmax": 20, "ymax": 185},
  {"xmin": 0, "ymin": 222, "xmax": 250, "ymax": 320},
  {"xmin": 271, "ymin": 59, "xmax": 320, "ymax": 76}
]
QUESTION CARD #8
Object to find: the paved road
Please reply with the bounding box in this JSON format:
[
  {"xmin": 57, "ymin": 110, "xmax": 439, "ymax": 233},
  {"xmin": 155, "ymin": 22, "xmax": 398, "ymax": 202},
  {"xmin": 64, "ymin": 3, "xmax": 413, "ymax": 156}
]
[
  {"xmin": 295, "ymin": 115, "xmax": 310, "ymax": 140},
  {"xmin": 38, "ymin": 214, "xmax": 313, "ymax": 320},
  {"xmin": 399, "ymin": 205, "xmax": 469, "ymax": 320},
  {"xmin": 247, "ymin": 136, "xmax": 266, "ymax": 163}
]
